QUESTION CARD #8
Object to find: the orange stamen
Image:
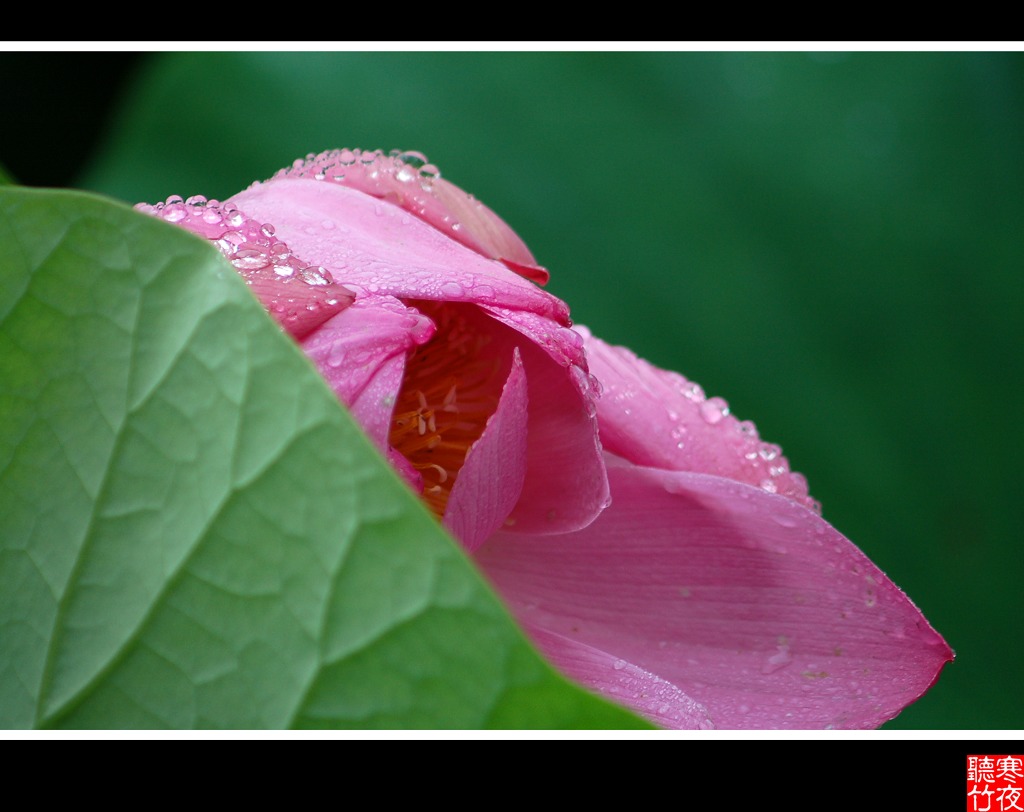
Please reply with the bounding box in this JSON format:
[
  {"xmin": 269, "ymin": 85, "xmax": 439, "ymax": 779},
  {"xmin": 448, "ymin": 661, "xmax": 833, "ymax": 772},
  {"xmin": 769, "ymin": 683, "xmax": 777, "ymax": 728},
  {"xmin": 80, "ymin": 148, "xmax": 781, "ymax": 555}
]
[{"xmin": 388, "ymin": 301, "xmax": 502, "ymax": 519}]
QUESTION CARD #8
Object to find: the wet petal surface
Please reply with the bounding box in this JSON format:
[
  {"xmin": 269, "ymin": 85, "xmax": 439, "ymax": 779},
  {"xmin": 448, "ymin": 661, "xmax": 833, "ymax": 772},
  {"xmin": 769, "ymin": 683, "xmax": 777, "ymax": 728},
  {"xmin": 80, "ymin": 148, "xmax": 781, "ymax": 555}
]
[{"xmin": 478, "ymin": 462, "xmax": 953, "ymax": 729}]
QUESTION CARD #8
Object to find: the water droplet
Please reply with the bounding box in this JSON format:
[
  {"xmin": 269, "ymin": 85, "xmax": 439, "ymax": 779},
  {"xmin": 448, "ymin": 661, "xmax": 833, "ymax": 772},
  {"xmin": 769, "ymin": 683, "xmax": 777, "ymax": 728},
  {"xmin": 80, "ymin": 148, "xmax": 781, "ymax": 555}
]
[
  {"xmin": 738, "ymin": 420, "xmax": 759, "ymax": 438},
  {"xmin": 299, "ymin": 266, "xmax": 331, "ymax": 286},
  {"xmin": 231, "ymin": 248, "xmax": 270, "ymax": 271},
  {"xmin": 612, "ymin": 659, "xmax": 626, "ymax": 671},
  {"xmin": 327, "ymin": 342, "xmax": 349, "ymax": 369},
  {"xmin": 680, "ymin": 381, "xmax": 705, "ymax": 401},
  {"xmin": 397, "ymin": 150, "xmax": 429, "ymax": 169},
  {"xmin": 761, "ymin": 644, "xmax": 792, "ymax": 674},
  {"xmin": 162, "ymin": 204, "xmax": 186, "ymax": 223},
  {"xmin": 700, "ymin": 397, "xmax": 729, "ymax": 424},
  {"xmin": 440, "ymin": 281, "xmax": 464, "ymax": 298}
]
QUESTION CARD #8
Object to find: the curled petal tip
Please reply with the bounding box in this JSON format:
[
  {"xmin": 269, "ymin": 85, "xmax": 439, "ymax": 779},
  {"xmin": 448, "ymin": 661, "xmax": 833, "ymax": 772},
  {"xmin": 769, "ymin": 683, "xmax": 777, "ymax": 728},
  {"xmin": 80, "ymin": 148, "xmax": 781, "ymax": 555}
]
[{"xmin": 501, "ymin": 258, "xmax": 550, "ymax": 286}]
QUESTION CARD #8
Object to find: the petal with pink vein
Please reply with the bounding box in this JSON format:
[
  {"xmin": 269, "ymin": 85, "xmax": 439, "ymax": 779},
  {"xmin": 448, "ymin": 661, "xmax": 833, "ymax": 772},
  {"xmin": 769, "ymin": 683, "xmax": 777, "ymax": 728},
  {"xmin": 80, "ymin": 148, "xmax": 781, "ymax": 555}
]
[
  {"xmin": 230, "ymin": 179, "xmax": 567, "ymax": 323},
  {"xmin": 580, "ymin": 327, "xmax": 818, "ymax": 512},
  {"xmin": 477, "ymin": 463, "xmax": 953, "ymax": 729},
  {"xmin": 301, "ymin": 295, "xmax": 434, "ymax": 455},
  {"xmin": 445, "ymin": 349, "xmax": 529, "ymax": 552},
  {"xmin": 273, "ymin": 149, "xmax": 549, "ymax": 284},
  {"xmin": 523, "ymin": 624, "xmax": 715, "ymax": 730}
]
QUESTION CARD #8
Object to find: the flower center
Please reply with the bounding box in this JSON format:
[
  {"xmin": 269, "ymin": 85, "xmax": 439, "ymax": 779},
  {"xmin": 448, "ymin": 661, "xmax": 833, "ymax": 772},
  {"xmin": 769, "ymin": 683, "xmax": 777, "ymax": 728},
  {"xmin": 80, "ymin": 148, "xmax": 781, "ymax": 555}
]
[{"xmin": 388, "ymin": 301, "xmax": 501, "ymax": 519}]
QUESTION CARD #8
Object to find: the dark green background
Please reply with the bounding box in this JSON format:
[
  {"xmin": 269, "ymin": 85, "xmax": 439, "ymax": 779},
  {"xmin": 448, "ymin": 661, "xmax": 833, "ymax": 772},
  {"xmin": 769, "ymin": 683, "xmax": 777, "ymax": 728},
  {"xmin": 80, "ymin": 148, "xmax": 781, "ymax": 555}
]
[{"xmin": 4, "ymin": 50, "xmax": 1020, "ymax": 730}]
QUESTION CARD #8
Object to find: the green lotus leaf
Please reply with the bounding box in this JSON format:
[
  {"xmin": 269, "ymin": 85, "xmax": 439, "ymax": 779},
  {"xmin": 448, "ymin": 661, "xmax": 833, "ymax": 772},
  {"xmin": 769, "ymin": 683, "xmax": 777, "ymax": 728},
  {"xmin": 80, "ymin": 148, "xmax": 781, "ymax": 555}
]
[{"xmin": 0, "ymin": 187, "xmax": 648, "ymax": 730}]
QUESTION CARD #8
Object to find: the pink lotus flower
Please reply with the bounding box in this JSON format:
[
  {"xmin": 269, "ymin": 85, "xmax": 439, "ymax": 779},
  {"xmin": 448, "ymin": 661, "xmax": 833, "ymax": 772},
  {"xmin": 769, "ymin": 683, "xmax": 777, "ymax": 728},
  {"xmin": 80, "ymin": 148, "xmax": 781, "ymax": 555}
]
[{"xmin": 138, "ymin": 148, "xmax": 952, "ymax": 729}]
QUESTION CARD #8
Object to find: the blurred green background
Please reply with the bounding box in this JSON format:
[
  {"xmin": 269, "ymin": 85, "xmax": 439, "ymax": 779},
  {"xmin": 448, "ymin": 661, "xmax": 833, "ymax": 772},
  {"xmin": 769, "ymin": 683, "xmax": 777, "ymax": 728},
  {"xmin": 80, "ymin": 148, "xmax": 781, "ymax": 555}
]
[{"xmin": 3, "ymin": 50, "xmax": 1020, "ymax": 730}]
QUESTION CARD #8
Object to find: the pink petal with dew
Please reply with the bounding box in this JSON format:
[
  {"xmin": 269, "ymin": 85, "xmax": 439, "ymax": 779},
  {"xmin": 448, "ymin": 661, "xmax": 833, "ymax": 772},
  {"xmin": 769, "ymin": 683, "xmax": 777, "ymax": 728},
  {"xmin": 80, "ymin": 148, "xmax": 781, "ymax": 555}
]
[
  {"xmin": 136, "ymin": 195, "xmax": 354, "ymax": 339},
  {"xmin": 450, "ymin": 306, "xmax": 608, "ymax": 536},
  {"xmin": 276, "ymin": 149, "xmax": 549, "ymax": 284},
  {"xmin": 523, "ymin": 624, "xmax": 715, "ymax": 730},
  {"xmin": 477, "ymin": 462, "xmax": 953, "ymax": 729},
  {"xmin": 430, "ymin": 177, "xmax": 550, "ymax": 285},
  {"xmin": 505, "ymin": 338, "xmax": 608, "ymax": 535},
  {"xmin": 230, "ymin": 179, "xmax": 567, "ymax": 323},
  {"xmin": 444, "ymin": 350, "xmax": 528, "ymax": 552},
  {"xmin": 481, "ymin": 305, "xmax": 588, "ymax": 371},
  {"xmin": 580, "ymin": 328, "xmax": 819, "ymax": 512},
  {"xmin": 301, "ymin": 295, "xmax": 434, "ymax": 457}
]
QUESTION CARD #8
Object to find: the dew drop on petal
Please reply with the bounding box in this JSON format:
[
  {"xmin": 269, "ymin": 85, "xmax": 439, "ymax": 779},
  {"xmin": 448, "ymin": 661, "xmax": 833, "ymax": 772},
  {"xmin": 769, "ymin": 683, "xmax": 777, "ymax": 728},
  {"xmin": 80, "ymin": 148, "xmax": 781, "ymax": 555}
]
[
  {"xmin": 397, "ymin": 149, "xmax": 429, "ymax": 168},
  {"xmin": 162, "ymin": 204, "xmax": 186, "ymax": 223},
  {"xmin": 699, "ymin": 396, "xmax": 730, "ymax": 424},
  {"xmin": 761, "ymin": 644, "xmax": 793, "ymax": 674},
  {"xmin": 299, "ymin": 266, "xmax": 331, "ymax": 286}
]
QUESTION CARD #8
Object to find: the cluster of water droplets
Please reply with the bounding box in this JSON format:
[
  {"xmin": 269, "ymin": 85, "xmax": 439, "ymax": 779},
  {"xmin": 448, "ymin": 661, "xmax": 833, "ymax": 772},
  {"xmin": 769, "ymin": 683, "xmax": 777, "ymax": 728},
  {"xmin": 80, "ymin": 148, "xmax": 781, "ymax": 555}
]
[
  {"xmin": 667, "ymin": 366, "xmax": 819, "ymax": 513},
  {"xmin": 279, "ymin": 148, "xmax": 441, "ymax": 187},
  {"xmin": 570, "ymin": 364, "xmax": 603, "ymax": 420},
  {"xmin": 267, "ymin": 148, "xmax": 454, "ymax": 231},
  {"xmin": 256, "ymin": 148, "xmax": 548, "ymax": 285},
  {"xmin": 591, "ymin": 659, "xmax": 714, "ymax": 729},
  {"xmin": 588, "ymin": 335, "xmax": 820, "ymax": 514},
  {"xmin": 136, "ymin": 194, "xmax": 355, "ymax": 338}
]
